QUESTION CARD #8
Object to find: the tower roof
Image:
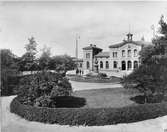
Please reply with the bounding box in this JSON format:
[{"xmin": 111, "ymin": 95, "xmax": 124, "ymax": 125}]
[{"xmin": 126, "ymin": 32, "xmax": 133, "ymax": 41}]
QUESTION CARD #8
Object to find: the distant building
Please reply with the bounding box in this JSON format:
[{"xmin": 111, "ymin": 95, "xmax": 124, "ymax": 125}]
[{"xmin": 76, "ymin": 33, "xmax": 152, "ymax": 77}]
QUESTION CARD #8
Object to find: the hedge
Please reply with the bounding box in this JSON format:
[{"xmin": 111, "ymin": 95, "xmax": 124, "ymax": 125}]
[
  {"xmin": 10, "ymin": 97, "xmax": 167, "ymax": 126},
  {"xmin": 68, "ymin": 76, "xmax": 121, "ymax": 83}
]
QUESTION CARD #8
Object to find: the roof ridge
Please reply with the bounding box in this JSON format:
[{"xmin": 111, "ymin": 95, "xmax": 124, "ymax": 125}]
[{"xmin": 109, "ymin": 40, "xmax": 152, "ymax": 48}]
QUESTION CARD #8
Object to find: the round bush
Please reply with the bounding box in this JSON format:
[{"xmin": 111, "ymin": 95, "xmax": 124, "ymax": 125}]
[
  {"xmin": 10, "ymin": 97, "xmax": 167, "ymax": 126},
  {"xmin": 17, "ymin": 71, "xmax": 73, "ymax": 107}
]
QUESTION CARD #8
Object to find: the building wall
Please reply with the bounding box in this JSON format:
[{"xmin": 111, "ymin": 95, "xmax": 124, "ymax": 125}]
[
  {"xmin": 83, "ymin": 49, "xmax": 93, "ymax": 71},
  {"xmin": 109, "ymin": 42, "xmax": 141, "ymax": 70},
  {"xmin": 82, "ymin": 42, "xmax": 143, "ymax": 77},
  {"xmin": 96, "ymin": 43, "xmax": 142, "ymax": 76}
]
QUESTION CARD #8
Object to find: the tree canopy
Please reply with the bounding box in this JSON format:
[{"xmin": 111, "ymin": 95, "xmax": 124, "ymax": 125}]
[
  {"xmin": 122, "ymin": 15, "xmax": 167, "ymax": 103},
  {"xmin": 1, "ymin": 49, "xmax": 19, "ymax": 95},
  {"xmin": 18, "ymin": 37, "xmax": 38, "ymax": 71}
]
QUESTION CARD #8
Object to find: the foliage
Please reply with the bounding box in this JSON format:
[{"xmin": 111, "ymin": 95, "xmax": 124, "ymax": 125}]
[
  {"xmin": 49, "ymin": 55, "xmax": 76, "ymax": 74},
  {"xmin": 0, "ymin": 49, "xmax": 19, "ymax": 96},
  {"xmin": 97, "ymin": 73, "xmax": 107, "ymax": 78},
  {"xmin": 122, "ymin": 15, "xmax": 167, "ymax": 103},
  {"xmin": 38, "ymin": 45, "xmax": 51, "ymax": 70},
  {"xmin": 17, "ymin": 72, "xmax": 72, "ymax": 107},
  {"xmin": 11, "ymin": 96, "xmax": 167, "ymax": 126},
  {"xmin": 18, "ymin": 37, "xmax": 38, "ymax": 71},
  {"xmin": 86, "ymin": 72, "xmax": 107, "ymax": 78},
  {"xmin": 159, "ymin": 15, "xmax": 167, "ymax": 39}
]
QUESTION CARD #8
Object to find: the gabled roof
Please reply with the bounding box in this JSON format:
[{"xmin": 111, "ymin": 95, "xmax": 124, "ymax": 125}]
[
  {"xmin": 83, "ymin": 44, "xmax": 102, "ymax": 50},
  {"xmin": 109, "ymin": 40, "xmax": 152, "ymax": 48},
  {"xmin": 95, "ymin": 52, "xmax": 110, "ymax": 58}
]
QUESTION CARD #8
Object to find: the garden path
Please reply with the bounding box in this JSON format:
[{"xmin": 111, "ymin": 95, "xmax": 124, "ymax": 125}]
[{"xmin": 70, "ymin": 80, "xmax": 122, "ymax": 91}]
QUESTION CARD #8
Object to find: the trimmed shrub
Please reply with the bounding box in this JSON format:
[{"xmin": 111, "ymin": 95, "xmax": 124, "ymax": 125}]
[
  {"xmin": 86, "ymin": 72, "xmax": 107, "ymax": 78},
  {"xmin": 97, "ymin": 73, "xmax": 107, "ymax": 78},
  {"xmin": 10, "ymin": 97, "xmax": 167, "ymax": 126}
]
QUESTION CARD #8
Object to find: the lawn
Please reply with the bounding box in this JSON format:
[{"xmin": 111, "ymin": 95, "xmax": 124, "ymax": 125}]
[{"xmin": 73, "ymin": 88, "xmax": 140, "ymax": 108}]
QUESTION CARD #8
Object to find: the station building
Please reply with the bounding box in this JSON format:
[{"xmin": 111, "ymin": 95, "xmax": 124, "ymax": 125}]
[{"xmin": 78, "ymin": 33, "xmax": 152, "ymax": 77}]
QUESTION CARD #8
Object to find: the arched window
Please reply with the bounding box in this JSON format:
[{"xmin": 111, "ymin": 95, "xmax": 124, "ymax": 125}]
[
  {"xmin": 106, "ymin": 61, "xmax": 109, "ymax": 69},
  {"xmin": 134, "ymin": 49, "xmax": 137, "ymax": 57},
  {"xmin": 122, "ymin": 50, "xmax": 125, "ymax": 57},
  {"xmin": 122, "ymin": 61, "xmax": 126, "ymax": 70},
  {"xmin": 100, "ymin": 61, "xmax": 103, "ymax": 69},
  {"xmin": 86, "ymin": 61, "xmax": 90, "ymax": 69},
  {"xmin": 127, "ymin": 61, "xmax": 132, "ymax": 70},
  {"xmin": 134, "ymin": 61, "xmax": 138, "ymax": 69},
  {"xmin": 113, "ymin": 61, "xmax": 117, "ymax": 68},
  {"xmin": 128, "ymin": 50, "xmax": 131, "ymax": 57}
]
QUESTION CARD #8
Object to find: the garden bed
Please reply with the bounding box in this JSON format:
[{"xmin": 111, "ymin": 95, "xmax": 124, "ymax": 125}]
[
  {"xmin": 67, "ymin": 75, "xmax": 121, "ymax": 83},
  {"xmin": 10, "ymin": 96, "xmax": 167, "ymax": 126}
]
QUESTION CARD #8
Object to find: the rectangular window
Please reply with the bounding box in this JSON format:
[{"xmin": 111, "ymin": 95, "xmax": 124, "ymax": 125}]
[
  {"xmin": 122, "ymin": 50, "xmax": 125, "ymax": 57},
  {"xmin": 128, "ymin": 50, "xmax": 131, "ymax": 57},
  {"xmin": 113, "ymin": 52, "xmax": 117, "ymax": 58},
  {"xmin": 113, "ymin": 61, "xmax": 117, "ymax": 68},
  {"xmin": 86, "ymin": 53, "xmax": 90, "ymax": 59}
]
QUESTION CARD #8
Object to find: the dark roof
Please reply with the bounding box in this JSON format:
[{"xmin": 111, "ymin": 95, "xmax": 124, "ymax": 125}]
[
  {"xmin": 95, "ymin": 52, "xmax": 110, "ymax": 58},
  {"xmin": 83, "ymin": 44, "xmax": 102, "ymax": 50},
  {"xmin": 109, "ymin": 40, "xmax": 152, "ymax": 48}
]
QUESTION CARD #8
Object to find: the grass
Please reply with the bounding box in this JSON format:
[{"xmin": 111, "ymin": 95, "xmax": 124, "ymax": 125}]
[{"xmin": 73, "ymin": 88, "xmax": 140, "ymax": 108}]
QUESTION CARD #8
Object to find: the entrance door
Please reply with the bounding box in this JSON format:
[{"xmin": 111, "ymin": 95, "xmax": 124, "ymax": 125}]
[{"xmin": 122, "ymin": 61, "xmax": 126, "ymax": 70}]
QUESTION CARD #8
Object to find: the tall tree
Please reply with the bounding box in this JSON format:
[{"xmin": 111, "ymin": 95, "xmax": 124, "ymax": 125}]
[
  {"xmin": 19, "ymin": 37, "xmax": 38, "ymax": 71},
  {"xmin": 122, "ymin": 15, "xmax": 167, "ymax": 103}
]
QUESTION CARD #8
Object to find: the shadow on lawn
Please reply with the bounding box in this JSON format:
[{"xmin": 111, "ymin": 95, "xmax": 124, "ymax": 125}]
[
  {"xmin": 130, "ymin": 95, "xmax": 166, "ymax": 104},
  {"xmin": 53, "ymin": 96, "xmax": 86, "ymax": 108}
]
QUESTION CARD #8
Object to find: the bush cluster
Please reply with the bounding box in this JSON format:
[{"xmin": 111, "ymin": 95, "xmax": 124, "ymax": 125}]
[
  {"xmin": 86, "ymin": 72, "xmax": 107, "ymax": 78},
  {"xmin": 17, "ymin": 71, "xmax": 73, "ymax": 107},
  {"xmin": 10, "ymin": 97, "xmax": 167, "ymax": 126}
]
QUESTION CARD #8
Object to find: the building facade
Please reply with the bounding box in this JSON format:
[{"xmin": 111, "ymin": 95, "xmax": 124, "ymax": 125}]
[{"xmin": 80, "ymin": 33, "xmax": 152, "ymax": 77}]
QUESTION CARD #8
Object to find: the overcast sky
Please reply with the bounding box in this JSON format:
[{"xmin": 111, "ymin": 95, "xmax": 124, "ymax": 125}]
[{"xmin": 0, "ymin": 1, "xmax": 167, "ymax": 58}]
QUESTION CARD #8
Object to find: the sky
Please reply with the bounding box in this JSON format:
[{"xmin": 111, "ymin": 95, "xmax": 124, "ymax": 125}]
[{"xmin": 0, "ymin": 1, "xmax": 167, "ymax": 58}]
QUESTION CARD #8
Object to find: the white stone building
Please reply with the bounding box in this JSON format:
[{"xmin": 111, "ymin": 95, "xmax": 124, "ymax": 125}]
[{"xmin": 81, "ymin": 33, "xmax": 152, "ymax": 77}]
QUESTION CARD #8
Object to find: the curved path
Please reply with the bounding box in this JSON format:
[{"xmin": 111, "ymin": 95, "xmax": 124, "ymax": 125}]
[
  {"xmin": 70, "ymin": 80, "xmax": 122, "ymax": 91},
  {"xmin": 1, "ymin": 96, "xmax": 167, "ymax": 132}
]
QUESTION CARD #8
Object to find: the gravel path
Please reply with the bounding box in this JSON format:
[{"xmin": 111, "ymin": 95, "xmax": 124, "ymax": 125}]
[
  {"xmin": 1, "ymin": 96, "xmax": 167, "ymax": 132},
  {"xmin": 70, "ymin": 80, "xmax": 122, "ymax": 91}
]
